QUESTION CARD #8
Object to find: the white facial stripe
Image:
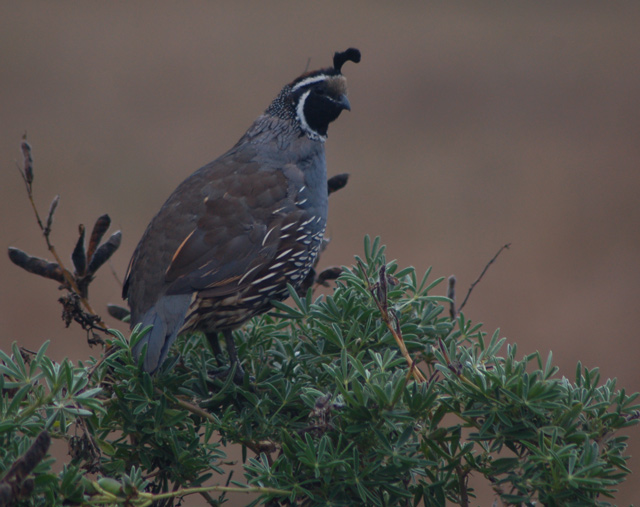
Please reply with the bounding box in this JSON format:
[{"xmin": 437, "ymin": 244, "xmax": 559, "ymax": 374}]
[
  {"xmin": 295, "ymin": 89, "xmax": 327, "ymax": 142},
  {"xmin": 291, "ymin": 74, "xmax": 330, "ymax": 92},
  {"xmin": 296, "ymin": 90, "xmax": 312, "ymax": 132}
]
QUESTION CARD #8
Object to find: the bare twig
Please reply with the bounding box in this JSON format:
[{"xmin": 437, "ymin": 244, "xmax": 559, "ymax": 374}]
[
  {"xmin": 159, "ymin": 389, "xmax": 217, "ymax": 424},
  {"xmin": 89, "ymin": 481, "xmax": 289, "ymax": 505},
  {"xmin": 456, "ymin": 465, "xmax": 470, "ymax": 507},
  {"xmin": 458, "ymin": 243, "xmax": 511, "ymax": 314},
  {"xmin": 108, "ymin": 262, "xmax": 124, "ymax": 288}
]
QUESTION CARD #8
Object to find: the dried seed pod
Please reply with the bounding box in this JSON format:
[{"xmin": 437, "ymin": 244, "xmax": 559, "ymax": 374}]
[
  {"xmin": 44, "ymin": 195, "xmax": 60, "ymax": 235},
  {"xmin": 18, "ymin": 432, "xmax": 50, "ymax": 480},
  {"xmin": 87, "ymin": 214, "xmax": 111, "ymax": 262},
  {"xmin": 72, "ymin": 224, "xmax": 87, "ymax": 276},
  {"xmin": 327, "ymin": 173, "xmax": 349, "ymax": 195},
  {"xmin": 447, "ymin": 275, "xmax": 457, "ymax": 319},
  {"xmin": 87, "ymin": 231, "xmax": 121, "ymax": 275},
  {"xmin": 8, "ymin": 247, "xmax": 65, "ymax": 284},
  {"xmin": 107, "ymin": 304, "xmax": 130, "ymax": 322},
  {"xmin": 21, "ymin": 139, "xmax": 33, "ymax": 186}
]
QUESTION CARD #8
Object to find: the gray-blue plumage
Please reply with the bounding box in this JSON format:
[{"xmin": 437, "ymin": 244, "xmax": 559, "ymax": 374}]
[{"xmin": 123, "ymin": 48, "xmax": 360, "ymax": 374}]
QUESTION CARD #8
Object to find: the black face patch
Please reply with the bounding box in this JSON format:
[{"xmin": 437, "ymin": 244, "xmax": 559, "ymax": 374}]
[
  {"xmin": 266, "ymin": 64, "xmax": 354, "ymax": 140},
  {"xmin": 293, "ymin": 75, "xmax": 349, "ymax": 140},
  {"xmin": 302, "ymin": 91, "xmax": 346, "ymax": 137}
]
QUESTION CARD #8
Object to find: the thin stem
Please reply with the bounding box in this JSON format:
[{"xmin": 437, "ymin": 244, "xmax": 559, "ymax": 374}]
[
  {"xmin": 458, "ymin": 243, "xmax": 511, "ymax": 314},
  {"xmin": 161, "ymin": 389, "xmax": 216, "ymax": 423},
  {"xmin": 151, "ymin": 485, "xmax": 290, "ymax": 500},
  {"xmin": 358, "ymin": 260, "xmax": 426, "ymax": 383},
  {"xmin": 87, "ymin": 483, "xmax": 290, "ymax": 506}
]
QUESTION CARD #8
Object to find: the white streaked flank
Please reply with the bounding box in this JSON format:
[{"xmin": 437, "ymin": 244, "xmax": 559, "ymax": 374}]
[
  {"xmin": 262, "ymin": 226, "xmax": 276, "ymax": 246},
  {"xmin": 237, "ymin": 264, "xmax": 263, "ymax": 286},
  {"xmin": 276, "ymin": 248, "xmax": 293, "ymax": 260},
  {"xmin": 250, "ymin": 271, "xmax": 279, "ymax": 285}
]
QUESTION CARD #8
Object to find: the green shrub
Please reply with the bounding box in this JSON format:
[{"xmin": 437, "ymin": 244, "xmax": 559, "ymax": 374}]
[{"xmin": 1, "ymin": 237, "xmax": 638, "ymax": 506}]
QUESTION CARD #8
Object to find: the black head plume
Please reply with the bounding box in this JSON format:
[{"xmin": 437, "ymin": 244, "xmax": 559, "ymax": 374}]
[{"xmin": 333, "ymin": 48, "xmax": 361, "ymax": 73}]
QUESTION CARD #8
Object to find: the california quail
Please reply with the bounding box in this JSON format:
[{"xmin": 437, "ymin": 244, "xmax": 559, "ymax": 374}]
[{"xmin": 123, "ymin": 48, "xmax": 361, "ymax": 375}]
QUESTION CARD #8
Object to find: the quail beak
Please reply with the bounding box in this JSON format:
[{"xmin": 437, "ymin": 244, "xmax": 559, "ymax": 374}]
[{"xmin": 337, "ymin": 94, "xmax": 351, "ymax": 111}]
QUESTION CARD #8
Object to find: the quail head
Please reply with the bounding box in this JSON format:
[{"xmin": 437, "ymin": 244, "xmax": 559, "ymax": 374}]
[{"xmin": 123, "ymin": 48, "xmax": 361, "ymax": 375}]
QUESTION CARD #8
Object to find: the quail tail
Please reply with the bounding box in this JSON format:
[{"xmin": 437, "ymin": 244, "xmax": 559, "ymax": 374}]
[{"xmin": 133, "ymin": 294, "xmax": 191, "ymax": 373}]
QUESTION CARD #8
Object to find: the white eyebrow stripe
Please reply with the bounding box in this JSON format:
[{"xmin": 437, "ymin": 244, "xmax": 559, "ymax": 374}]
[{"xmin": 291, "ymin": 74, "xmax": 330, "ymax": 92}]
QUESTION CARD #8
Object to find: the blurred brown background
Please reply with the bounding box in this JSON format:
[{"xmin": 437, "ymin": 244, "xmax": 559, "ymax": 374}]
[{"xmin": 2, "ymin": 2, "xmax": 640, "ymax": 504}]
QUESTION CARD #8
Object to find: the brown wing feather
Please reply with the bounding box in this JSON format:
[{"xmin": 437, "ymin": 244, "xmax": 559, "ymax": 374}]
[
  {"xmin": 123, "ymin": 143, "xmax": 309, "ymax": 324},
  {"xmin": 163, "ymin": 167, "xmax": 291, "ymax": 296}
]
